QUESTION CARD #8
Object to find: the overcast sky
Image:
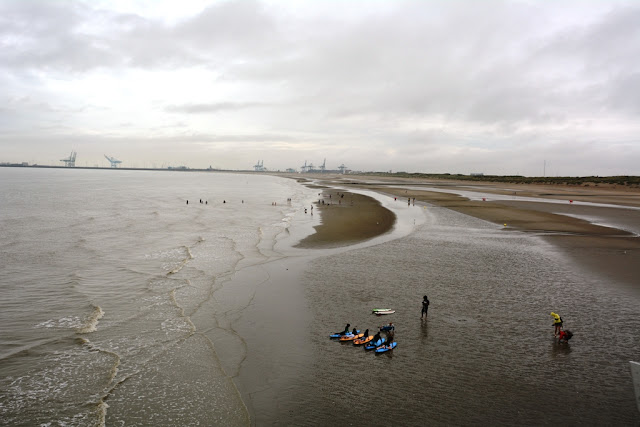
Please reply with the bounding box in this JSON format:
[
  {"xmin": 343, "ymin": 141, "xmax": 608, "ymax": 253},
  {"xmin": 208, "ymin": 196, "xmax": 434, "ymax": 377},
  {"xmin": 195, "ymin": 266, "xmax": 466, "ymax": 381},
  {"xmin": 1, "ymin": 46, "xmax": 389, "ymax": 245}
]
[{"xmin": 1, "ymin": 0, "xmax": 639, "ymax": 175}]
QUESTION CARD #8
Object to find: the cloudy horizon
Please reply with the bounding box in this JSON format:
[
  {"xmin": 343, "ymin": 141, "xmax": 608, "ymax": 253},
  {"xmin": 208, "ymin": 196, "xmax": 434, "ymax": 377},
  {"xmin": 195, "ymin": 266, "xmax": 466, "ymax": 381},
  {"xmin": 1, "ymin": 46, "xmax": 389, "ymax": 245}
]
[{"xmin": 1, "ymin": 0, "xmax": 639, "ymax": 176}]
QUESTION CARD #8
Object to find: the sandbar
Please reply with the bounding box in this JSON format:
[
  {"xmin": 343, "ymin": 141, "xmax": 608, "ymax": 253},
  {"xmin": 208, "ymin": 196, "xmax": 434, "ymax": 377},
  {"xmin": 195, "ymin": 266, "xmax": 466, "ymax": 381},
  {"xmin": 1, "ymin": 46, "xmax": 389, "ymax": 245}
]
[
  {"xmin": 295, "ymin": 187, "xmax": 396, "ymax": 248},
  {"xmin": 290, "ymin": 174, "xmax": 640, "ymax": 291}
]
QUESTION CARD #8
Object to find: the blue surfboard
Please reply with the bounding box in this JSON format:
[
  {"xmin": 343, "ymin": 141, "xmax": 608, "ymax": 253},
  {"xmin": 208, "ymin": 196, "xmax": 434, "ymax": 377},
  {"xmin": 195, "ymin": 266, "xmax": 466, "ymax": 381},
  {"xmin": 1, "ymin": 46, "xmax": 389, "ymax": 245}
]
[
  {"xmin": 375, "ymin": 342, "xmax": 397, "ymax": 353},
  {"xmin": 365, "ymin": 337, "xmax": 386, "ymax": 350}
]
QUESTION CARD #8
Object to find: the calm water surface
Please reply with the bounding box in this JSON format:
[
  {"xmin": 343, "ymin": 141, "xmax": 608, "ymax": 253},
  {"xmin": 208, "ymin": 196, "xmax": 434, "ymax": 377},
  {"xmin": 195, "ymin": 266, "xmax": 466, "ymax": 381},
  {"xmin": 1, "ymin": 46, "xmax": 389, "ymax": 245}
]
[{"xmin": 0, "ymin": 168, "xmax": 317, "ymax": 426}]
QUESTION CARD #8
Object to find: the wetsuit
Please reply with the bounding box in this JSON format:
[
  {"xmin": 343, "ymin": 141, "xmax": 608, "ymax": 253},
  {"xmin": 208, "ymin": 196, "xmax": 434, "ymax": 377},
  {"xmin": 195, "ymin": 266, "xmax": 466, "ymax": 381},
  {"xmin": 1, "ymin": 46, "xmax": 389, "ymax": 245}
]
[
  {"xmin": 422, "ymin": 298, "xmax": 430, "ymax": 317},
  {"xmin": 386, "ymin": 329, "xmax": 395, "ymax": 346}
]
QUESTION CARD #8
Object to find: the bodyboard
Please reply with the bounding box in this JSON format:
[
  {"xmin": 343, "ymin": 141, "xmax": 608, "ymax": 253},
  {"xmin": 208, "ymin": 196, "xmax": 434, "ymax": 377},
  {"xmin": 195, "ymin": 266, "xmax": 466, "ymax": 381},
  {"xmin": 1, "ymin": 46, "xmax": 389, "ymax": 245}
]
[
  {"xmin": 353, "ymin": 335, "xmax": 373, "ymax": 345},
  {"xmin": 365, "ymin": 337, "xmax": 386, "ymax": 350},
  {"xmin": 375, "ymin": 342, "xmax": 397, "ymax": 353},
  {"xmin": 339, "ymin": 332, "xmax": 364, "ymax": 342}
]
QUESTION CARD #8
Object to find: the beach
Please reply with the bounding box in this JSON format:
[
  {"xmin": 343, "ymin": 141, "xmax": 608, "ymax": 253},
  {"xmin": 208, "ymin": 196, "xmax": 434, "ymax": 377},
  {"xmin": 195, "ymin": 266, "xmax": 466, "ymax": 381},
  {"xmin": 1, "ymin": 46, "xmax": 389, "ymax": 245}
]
[
  {"xmin": 230, "ymin": 174, "xmax": 640, "ymax": 425},
  {"xmin": 295, "ymin": 186, "xmax": 396, "ymax": 248},
  {"xmin": 2, "ymin": 168, "xmax": 638, "ymax": 425},
  {"xmin": 296, "ymin": 174, "xmax": 640, "ymax": 292}
]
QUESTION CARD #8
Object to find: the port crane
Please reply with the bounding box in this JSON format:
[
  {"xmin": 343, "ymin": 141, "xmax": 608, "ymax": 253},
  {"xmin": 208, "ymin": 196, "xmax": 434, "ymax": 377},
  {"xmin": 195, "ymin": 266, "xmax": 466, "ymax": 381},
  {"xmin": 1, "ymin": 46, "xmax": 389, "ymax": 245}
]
[
  {"xmin": 319, "ymin": 158, "xmax": 326, "ymax": 173},
  {"xmin": 104, "ymin": 155, "xmax": 122, "ymax": 168},
  {"xmin": 253, "ymin": 160, "xmax": 265, "ymax": 171},
  {"xmin": 60, "ymin": 151, "xmax": 77, "ymax": 167}
]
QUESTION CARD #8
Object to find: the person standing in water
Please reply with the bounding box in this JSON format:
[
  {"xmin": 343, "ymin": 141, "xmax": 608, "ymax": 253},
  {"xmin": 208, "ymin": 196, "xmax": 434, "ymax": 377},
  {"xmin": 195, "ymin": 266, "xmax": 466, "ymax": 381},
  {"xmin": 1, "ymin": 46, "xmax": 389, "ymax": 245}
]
[
  {"xmin": 386, "ymin": 327, "xmax": 395, "ymax": 348},
  {"xmin": 550, "ymin": 312, "xmax": 563, "ymax": 336},
  {"xmin": 421, "ymin": 295, "xmax": 430, "ymax": 318}
]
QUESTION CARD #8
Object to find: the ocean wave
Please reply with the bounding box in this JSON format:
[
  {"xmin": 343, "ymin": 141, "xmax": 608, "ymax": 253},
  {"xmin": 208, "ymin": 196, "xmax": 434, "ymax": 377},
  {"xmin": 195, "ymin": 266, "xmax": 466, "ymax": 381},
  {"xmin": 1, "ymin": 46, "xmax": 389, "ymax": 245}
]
[
  {"xmin": 76, "ymin": 305, "xmax": 105, "ymax": 334},
  {"xmin": 36, "ymin": 316, "xmax": 83, "ymax": 330}
]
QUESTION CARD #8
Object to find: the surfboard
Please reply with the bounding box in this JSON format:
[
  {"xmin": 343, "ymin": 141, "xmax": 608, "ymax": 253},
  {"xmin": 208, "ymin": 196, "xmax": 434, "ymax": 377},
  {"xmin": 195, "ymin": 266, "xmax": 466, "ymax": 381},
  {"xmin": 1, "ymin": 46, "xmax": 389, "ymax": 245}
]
[
  {"xmin": 372, "ymin": 308, "xmax": 391, "ymax": 313},
  {"xmin": 339, "ymin": 332, "xmax": 364, "ymax": 342},
  {"xmin": 375, "ymin": 310, "xmax": 395, "ymax": 315},
  {"xmin": 353, "ymin": 335, "xmax": 373, "ymax": 345},
  {"xmin": 329, "ymin": 329, "xmax": 360, "ymax": 339},
  {"xmin": 375, "ymin": 342, "xmax": 397, "ymax": 353},
  {"xmin": 365, "ymin": 337, "xmax": 386, "ymax": 350}
]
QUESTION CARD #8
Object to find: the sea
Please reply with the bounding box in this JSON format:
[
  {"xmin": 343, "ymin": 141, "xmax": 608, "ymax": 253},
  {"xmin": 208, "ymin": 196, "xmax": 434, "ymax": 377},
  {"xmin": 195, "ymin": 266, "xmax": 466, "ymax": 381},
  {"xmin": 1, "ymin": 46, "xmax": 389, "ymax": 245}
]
[
  {"xmin": 0, "ymin": 167, "xmax": 320, "ymax": 426},
  {"xmin": 1, "ymin": 167, "xmax": 639, "ymax": 426}
]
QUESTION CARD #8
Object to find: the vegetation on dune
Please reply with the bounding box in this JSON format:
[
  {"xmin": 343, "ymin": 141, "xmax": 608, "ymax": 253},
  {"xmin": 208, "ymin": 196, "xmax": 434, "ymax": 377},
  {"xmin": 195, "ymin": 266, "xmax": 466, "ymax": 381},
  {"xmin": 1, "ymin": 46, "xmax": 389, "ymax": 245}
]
[{"xmin": 359, "ymin": 172, "xmax": 640, "ymax": 187}]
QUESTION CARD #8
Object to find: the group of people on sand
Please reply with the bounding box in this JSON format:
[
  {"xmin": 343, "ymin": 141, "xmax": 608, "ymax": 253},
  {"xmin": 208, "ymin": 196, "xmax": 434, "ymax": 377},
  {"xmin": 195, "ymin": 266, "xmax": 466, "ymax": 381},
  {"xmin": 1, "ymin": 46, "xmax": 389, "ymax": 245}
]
[{"xmin": 551, "ymin": 312, "xmax": 573, "ymax": 344}]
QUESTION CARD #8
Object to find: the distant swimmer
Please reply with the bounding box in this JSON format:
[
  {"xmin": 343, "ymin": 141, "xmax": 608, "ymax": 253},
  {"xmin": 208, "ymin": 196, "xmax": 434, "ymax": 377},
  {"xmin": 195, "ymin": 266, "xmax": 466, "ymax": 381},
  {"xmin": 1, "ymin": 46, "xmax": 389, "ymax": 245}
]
[
  {"xmin": 223, "ymin": 200, "xmax": 226, "ymax": 204},
  {"xmin": 550, "ymin": 312, "xmax": 563, "ymax": 336},
  {"xmin": 186, "ymin": 200, "xmax": 188, "ymax": 205}
]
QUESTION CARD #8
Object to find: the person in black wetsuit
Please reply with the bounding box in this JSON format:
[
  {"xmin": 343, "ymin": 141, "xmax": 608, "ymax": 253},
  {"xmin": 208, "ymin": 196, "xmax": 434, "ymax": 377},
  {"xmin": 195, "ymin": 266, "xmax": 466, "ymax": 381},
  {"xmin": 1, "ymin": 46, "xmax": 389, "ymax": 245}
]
[
  {"xmin": 339, "ymin": 323, "xmax": 350, "ymax": 335},
  {"xmin": 421, "ymin": 295, "xmax": 430, "ymax": 318},
  {"xmin": 372, "ymin": 331, "xmax": 381, "ymax": 342}
]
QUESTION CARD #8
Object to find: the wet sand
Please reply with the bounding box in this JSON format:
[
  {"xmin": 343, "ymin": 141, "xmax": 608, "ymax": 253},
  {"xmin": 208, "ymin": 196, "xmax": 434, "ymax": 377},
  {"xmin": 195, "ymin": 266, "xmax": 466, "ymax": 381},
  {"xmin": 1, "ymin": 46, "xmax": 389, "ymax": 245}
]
[
  {"xmin": 296, "ymin": 188, "xmax": 396, "ymax": 248},
  {"xmin": 294, "ymin": 175, "xmax": 640, "ymax": 292},
  {"xmin": 236, "ymin": 174, "xmax": 640, "ymax": 425}
]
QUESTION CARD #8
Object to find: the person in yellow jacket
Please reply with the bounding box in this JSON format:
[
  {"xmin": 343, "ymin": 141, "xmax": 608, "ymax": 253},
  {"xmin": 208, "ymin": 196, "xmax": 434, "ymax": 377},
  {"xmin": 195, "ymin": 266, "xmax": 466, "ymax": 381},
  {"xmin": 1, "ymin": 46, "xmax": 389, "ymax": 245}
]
[{"xmin": 550, "ymin": 312, "xmax": 563, "ymax": 336}]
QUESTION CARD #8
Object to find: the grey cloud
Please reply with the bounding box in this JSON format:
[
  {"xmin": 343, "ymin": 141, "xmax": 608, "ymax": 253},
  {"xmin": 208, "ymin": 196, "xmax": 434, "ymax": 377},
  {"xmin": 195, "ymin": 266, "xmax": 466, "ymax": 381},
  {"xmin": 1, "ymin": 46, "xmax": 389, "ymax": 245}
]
[
  {"xmin": 1, "ymin": 0, "xmax": 639, "ymax": 175},
  {"xmin": 0, "ymin": 0, "xmax": 282, "ymax": 72}
]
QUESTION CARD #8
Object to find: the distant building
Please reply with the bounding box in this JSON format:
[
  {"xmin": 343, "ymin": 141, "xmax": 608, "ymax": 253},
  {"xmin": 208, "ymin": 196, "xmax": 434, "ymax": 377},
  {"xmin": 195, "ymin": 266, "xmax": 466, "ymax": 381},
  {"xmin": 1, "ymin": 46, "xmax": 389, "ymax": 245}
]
[{"xmin": 470, "ymin": 173, "xmax": 484, "ymax": 177}]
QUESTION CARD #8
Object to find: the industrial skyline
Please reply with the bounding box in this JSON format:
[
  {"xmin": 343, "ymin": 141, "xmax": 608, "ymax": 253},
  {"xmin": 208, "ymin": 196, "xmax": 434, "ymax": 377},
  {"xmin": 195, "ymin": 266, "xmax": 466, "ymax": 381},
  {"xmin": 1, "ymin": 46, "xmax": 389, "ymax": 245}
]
[{"xmin": 31, "ymin": 151, "xmax": 352, "ymax": 174}]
